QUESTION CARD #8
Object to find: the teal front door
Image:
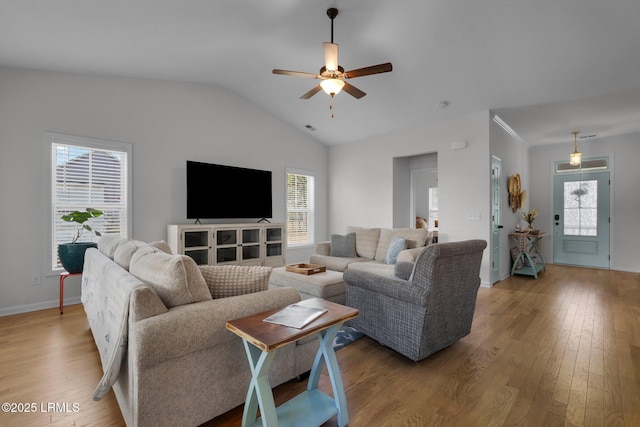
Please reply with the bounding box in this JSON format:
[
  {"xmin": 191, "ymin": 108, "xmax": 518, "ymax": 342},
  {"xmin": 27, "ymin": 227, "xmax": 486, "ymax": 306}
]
[
  {"xmin": 491, "ymin": 156, "xmax": 502, "ymax": 284},
  {"xmin": 552, "ymin": 171, "xmax": 610, "ymax": 268}
]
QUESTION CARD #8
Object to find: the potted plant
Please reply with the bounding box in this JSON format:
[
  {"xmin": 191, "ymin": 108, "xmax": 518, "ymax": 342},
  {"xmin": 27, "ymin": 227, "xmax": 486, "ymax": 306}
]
[{"xmin": 58, "ymin": 208, "xmax": 103, "ymax": 273}]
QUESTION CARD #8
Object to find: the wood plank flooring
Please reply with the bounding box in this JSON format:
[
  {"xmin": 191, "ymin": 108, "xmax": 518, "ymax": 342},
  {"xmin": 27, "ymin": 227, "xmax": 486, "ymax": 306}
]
[{"xmin": 1, "ymin": 265, "xmax": 638, "ymax": 426}]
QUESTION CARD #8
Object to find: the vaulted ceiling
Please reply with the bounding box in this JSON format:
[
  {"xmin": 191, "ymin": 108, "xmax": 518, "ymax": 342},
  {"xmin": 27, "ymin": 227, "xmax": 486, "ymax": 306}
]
[{"xmin": 2, "ymin": 0, "xmax": 640, "ymax": 146}]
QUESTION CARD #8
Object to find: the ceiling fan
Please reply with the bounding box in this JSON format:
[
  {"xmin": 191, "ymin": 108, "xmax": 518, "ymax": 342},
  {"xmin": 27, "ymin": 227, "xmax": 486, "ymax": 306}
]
[{"xmin": 273, "ymin": 8, "xmax": 392, "ymax": 104}]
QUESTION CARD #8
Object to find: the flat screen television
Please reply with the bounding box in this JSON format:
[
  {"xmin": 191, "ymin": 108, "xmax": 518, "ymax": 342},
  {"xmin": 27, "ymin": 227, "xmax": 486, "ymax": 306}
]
[{"xmin": 186, "ymin": 161, "xmax": 272, "ymax": 220}]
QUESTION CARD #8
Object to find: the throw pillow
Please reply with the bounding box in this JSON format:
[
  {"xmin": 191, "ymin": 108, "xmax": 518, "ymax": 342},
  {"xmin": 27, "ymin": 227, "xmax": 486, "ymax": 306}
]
[
  {"xmin": 129, "ymin": 246, "xmax": 212, "ymax": 308},
  {"xmin": 98, "ymin": 234, "xmax": 129, "ymax": 259},
  {"xmin": 346, "ymin": 227, "xmax": 381, "ymax": 259},
  {"xmin": 374, "ymin": 228, "xmax": 428, "ymax": 261},
  {"xmin": 329, "ymin": 233, "xmax": 357, "ymax": 258},
  {"xmin": 113, "ymin": 240, "xmax": 146, "ymax": 270},
  {"xmin": 149, "ymin": 240, "xmax": 172, "ymax": 254},
  {"xmin": 385, "ymin": 235, "xmax": 407, "ymax": 264},
  {"xmin": 199, "ymin": 265, "xmax": 271, "ymax": 299}
]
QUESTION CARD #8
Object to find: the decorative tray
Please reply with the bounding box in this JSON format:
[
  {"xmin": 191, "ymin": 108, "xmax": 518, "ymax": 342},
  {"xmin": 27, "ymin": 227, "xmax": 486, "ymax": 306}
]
[{"xmin": 285, "ymin": 263, "xmax": 327, "ymax": 275}]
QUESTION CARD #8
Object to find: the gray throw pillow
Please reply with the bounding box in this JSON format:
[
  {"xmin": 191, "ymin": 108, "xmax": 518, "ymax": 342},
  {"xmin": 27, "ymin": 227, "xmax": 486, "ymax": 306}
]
[
  {"xmin": 329, "ymin": 233, "xmax": 357, "ymax": 257},
  {"xmin": 385, "ymin": 235, "xmax": 407, "ymax": 264}
]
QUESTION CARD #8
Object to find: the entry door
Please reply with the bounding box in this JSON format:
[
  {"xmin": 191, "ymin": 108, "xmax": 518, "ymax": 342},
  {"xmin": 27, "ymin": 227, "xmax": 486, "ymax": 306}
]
[
  {"xmin": 491, "ymin": 156, "xmax": 502, "ymax": 284},
  {"xmin": 553, "ymin": 171, "xmax": 610, "ymax": 268}
]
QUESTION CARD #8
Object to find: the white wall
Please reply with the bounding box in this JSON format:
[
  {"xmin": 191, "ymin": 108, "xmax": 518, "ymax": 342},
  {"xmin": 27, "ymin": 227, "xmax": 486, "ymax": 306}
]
[
  {"xmin": 0, "ymin": 67, "xmax": 329, "ymax": 315},
  {"xmin": 489, "ymin": 118, "xmax": 530, "ymax": 281},
  {"xmin": 529, "ymin": 132, "xmax": 640, "ymax": 272},
  {"xmin": 327, "ymin": 111, "xmax": 492, "ymax": 285}
]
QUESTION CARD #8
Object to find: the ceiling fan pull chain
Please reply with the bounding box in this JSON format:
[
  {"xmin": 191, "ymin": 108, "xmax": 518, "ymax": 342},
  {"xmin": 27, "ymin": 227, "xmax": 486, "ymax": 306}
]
[{"xmin": 330, "ymin": 94, "xmax": 335, "ymax": 118}]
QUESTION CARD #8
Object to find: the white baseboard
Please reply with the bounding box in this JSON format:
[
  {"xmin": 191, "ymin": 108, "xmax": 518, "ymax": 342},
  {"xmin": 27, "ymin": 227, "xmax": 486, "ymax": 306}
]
[{"xmin": 0, "ymin": 297, "xmax": 81, "ymax": 317}]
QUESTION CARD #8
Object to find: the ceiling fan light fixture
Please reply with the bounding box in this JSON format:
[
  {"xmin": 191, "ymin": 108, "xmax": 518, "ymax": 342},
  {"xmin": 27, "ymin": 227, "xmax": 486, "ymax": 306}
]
[
  {"xmin": 569, "ymin": 131, "xmax": 582, "ymax": 166},
  {"xmin": 323, "ymin": 42, "xmax": 339, "ymax": 72},
  {"xmin": 320, "ymin": 78, "xmax": 345, "ymax": 96}
]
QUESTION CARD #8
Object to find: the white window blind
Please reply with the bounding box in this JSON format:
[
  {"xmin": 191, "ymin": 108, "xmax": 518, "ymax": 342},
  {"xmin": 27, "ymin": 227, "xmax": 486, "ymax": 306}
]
[
  {"xmin": 51, "ymin": 134, "xmax": 130, "ymax": 269},
  {"xmin": 286, "ymin": 172, "xmax": 314, "ymax": 246}
]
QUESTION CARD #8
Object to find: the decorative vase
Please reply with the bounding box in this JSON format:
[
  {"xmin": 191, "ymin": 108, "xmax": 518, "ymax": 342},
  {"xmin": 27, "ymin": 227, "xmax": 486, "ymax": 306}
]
[{"xmin": 58, "ymin": 242, "xmax": 98, "ymax": 273}]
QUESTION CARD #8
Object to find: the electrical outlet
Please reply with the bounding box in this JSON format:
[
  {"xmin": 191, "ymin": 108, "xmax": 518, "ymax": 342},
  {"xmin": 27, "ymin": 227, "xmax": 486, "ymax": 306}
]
[{"xmin": 31, "ymin": 274, "xmax": 41, "ymax": 285}]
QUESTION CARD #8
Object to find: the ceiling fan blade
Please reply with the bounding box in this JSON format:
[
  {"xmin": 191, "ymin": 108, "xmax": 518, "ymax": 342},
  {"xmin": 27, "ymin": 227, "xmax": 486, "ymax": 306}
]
[
  {"xmin": 344, "ymin": 62, "xmax": 393, "ymax": 79},
  {"xmin": 323, "ymin": 42, "xmax": 339, "ymax": 72},
  {"xmin": 273, "ymin": 69, "xmax": 319, "ymax": 79},
  {"xmin": 300, "ymin": 85, "xmax": 323, "ymax": 99},
  {"xmin": 342, "ymin": 82, "xmax": 366, "ymax": 99}
]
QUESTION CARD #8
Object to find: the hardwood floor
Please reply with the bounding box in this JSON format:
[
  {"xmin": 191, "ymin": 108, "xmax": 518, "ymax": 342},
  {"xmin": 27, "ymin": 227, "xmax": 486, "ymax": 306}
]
[{"xmin": 1, "ymin": 265, "xmax": 638, "ymax": 426}]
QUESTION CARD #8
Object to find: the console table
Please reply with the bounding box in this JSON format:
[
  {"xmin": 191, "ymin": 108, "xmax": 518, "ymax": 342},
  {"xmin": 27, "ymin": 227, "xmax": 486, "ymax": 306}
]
[
  {"xmin": 509, "ymin": 232, "xmax": 547, "ymax": 279},
  {"xmin": 226, "ymin": 298, "xmax": 359, "ymax": 427}
]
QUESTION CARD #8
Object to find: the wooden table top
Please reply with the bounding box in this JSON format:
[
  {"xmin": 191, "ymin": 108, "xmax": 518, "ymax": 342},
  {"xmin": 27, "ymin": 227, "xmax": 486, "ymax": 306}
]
[
  {"xmin": 226, "ymin": 298, "xmax": 359, "ymax": 352},
  {"xmin": 508, "ymin": 232, "xmax": 548, "ymax": 238}
]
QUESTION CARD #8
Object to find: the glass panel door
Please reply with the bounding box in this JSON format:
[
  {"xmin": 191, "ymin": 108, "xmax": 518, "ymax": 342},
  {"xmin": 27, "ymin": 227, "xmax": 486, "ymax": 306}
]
[{"xmin": 553, "ymin": 171, "xmax": 609, "ymax": 268}]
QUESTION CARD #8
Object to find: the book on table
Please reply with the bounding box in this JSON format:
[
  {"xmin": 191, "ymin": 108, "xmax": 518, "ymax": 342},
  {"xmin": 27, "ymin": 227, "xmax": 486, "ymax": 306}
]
[{"xmin": 263, "ymin": 303, "xmax": 328, "ymax": 329}]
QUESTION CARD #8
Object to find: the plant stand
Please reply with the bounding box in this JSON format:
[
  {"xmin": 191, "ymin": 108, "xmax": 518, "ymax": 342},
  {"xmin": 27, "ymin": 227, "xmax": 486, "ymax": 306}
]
[{"xmin": 59, "ymin": 271, "xmax": 82, "ymax": 314}]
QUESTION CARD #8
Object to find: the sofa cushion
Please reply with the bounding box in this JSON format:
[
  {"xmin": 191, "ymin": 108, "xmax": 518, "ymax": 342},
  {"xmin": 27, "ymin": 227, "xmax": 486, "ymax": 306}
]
[
  {"xmin": 346, "ymin": 261, "xmax": 396, "ymax": 278},
  {"xmin": 374, "ymin": 228, "xmax": 429, "ymax": 261},
  {"xmin": 129, "ymin": 246, "xmax": 212, "ymax": 308},
  {"xmin": 346, "ymin": 226, "xmax": 380, "ymax": 259},
  {"xmin": 149, "ymin": 240, "xmax": 172, "ymax": 254},
  {"xmin": 98, "ymin": 234, "xmax": 129, "ymax": 259},
  {"xmin": 310, "ymin": 253, "xmax": 370, "ymax": 272},
  {"xmin": 114, "ymin": 240, "xmax": 146, "ymax": 270},
  {"xmin": 113, "ymin": 240, "xmax": 173, "ymax": 270},
  {"xmin": 199, "ymin": 265, "xmax": 271, "ymax": 298},
  {"xmin": 329, "ymin": 233, "xmax": 357, "ymax": 257},
  {"xmin": 385, "ymin": 236, "xmax": 407, "ymax": 264}
]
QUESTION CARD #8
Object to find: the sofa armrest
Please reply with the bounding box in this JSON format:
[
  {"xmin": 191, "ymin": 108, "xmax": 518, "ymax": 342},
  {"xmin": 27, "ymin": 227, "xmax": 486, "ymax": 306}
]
[
  {"xmin": 132, "ymin": 287, "xmax": 301, "ymax": 369},
  {"xmin": 344, "ymin": 269, "xmax": 428, "ymax": 305},
  {"xmin": 315, "ymin": 241, "xmax": 331, "ymax": 256},
  {"xmin": 396, "ymin": 247, "xmax": 426, "ymax": 263},
  {"xmin": 130, "ymin": 285, "xmax": 169, "ymax": 322}
]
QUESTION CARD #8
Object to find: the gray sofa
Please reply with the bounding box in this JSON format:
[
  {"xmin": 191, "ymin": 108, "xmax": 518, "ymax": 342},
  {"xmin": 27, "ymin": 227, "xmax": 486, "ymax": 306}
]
[
  {"xmin": 343, "ymin": 240, "xmax": 487, "ymax": 361},
  {"xmin": 81, "ymin": 235, "xmax": 317, "ymax": 427},
  {"xmin": 310, "ymin": 226, "xmax": 432, "ymax": 276}
]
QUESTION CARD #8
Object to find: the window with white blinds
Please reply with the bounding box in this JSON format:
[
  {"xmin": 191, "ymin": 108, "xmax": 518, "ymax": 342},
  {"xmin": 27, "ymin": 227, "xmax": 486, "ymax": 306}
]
[
  {"xmin": 50, "ymin": 133, "xmax": 131, "ymax": 270},
  {"xmin": 286, "ymin": 171, "xmax": 314, "ymax": 247}
]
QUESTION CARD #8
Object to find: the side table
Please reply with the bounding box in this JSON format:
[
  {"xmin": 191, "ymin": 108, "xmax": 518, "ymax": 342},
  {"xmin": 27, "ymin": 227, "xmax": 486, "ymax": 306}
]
[
  {"xmin": 59, "ymin": 271, "xmax": 82, "ymax": 314},
  {"xmin": 226, "ymin": 298, "xmax": 359, "ymax": 427},
  {"xmin": 509, "ymin": 232, "xmax": 547, "ymax": 279}
]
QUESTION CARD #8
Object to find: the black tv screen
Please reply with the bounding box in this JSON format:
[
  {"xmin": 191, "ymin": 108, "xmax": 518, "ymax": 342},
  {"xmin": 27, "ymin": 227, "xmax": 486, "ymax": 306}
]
[{"xmin": 186, "ymin": 161, "xmax": 272, "ymax": 219}]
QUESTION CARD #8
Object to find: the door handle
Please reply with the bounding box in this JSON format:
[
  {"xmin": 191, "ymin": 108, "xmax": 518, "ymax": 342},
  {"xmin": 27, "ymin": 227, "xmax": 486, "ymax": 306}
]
[{"xmin": 497, "ymin": 225, "xmax": 504, "ymax": 229}]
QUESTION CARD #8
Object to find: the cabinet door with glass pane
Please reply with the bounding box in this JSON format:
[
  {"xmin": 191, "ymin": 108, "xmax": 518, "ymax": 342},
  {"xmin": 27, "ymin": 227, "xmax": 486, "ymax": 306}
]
[
  {"xmin": 240, "ymin": 227, "xmax": 262, "ymax": 266},
  {"xmin": 264, "ymin": 225, "xmax": 285, "ymax": 267}
]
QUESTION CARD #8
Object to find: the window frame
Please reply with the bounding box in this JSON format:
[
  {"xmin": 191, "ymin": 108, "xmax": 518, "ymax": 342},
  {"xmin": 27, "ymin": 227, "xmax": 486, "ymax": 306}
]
[
  {"xmin": 46, "ymin": 132, "xmax": 132, "ymax": 274},
  {"xmin": 285, "ymin": 168, "xmax": 315, "ymax": 248}
]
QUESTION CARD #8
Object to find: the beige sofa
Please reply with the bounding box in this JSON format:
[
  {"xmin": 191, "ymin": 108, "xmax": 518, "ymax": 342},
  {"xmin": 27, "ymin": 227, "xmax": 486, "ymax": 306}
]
[
  {"xmin": 310, "ymin": 226, "xmax": 432, "ymax": 276},
  {"xmin": 81, "ymin": 235, "xmax": 317, "ymax": 427}
]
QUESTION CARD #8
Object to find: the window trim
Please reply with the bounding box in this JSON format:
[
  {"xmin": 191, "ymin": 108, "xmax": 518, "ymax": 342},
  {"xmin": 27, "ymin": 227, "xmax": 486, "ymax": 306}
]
[
  {"xmin": 285, "ymin": 168, "xmax": 315, "ymax": 249},
  {"xmin": 46, "ymin": 132, "xmax": 133, "ymax": 274}
]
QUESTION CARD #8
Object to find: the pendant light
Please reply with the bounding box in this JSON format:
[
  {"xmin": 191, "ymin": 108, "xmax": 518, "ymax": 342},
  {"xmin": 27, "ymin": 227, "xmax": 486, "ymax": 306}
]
[{"xmin": 569, "ymin": 131, "xmax": 582, "ymax": 166}]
